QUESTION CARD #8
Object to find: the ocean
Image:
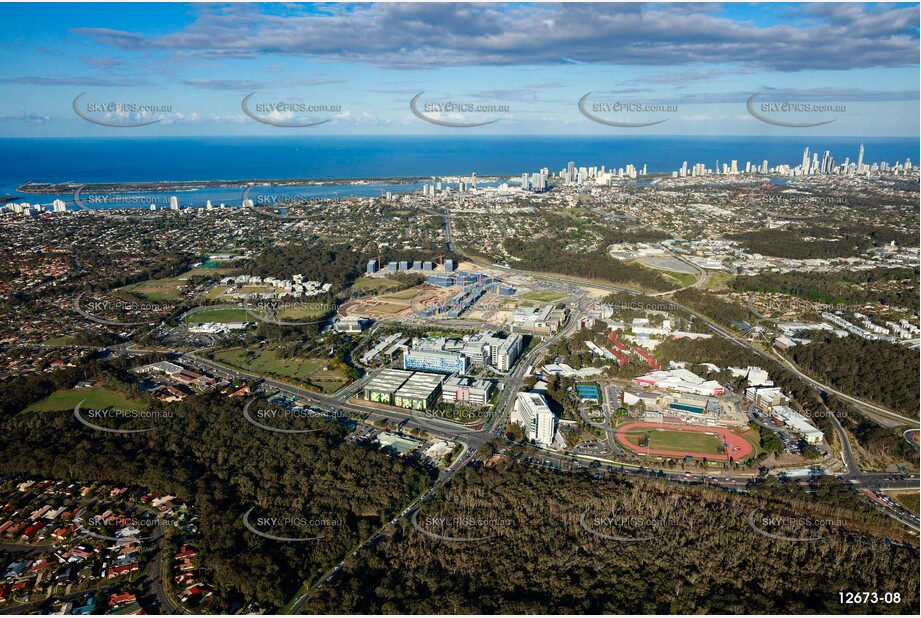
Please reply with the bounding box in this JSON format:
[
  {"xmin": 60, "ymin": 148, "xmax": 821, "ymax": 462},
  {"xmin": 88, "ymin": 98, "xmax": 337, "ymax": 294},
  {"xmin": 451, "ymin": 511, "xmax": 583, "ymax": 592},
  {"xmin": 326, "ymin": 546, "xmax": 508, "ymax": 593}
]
[{"xmin": 1, "ymin": 136, "xmax": 916, "ymax": 207}]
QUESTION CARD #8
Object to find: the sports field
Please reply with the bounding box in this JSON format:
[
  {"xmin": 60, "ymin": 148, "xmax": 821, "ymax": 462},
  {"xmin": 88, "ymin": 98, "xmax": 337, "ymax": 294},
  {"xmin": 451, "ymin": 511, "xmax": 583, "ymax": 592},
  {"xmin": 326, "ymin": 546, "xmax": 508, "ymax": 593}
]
[
  {"xmin": 616, "ymin": 422, "xmax": 754, "ymax": 462},
  {"xmin": 187, "ymin": 308, "xmax": 252, "ymax": 323},
  {"xmin": 520, "ymin": 290, "xmax": 567, "ymax": 303},
  {"xmin": 25, "ymin": 386, "xmax": 146, "ymax": 413}
]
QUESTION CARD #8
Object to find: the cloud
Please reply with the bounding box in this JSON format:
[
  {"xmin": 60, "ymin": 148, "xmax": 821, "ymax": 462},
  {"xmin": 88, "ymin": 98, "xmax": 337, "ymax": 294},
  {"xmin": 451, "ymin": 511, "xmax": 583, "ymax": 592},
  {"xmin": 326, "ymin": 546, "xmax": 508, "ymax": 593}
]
[
  {"xmin": 184, "ymin": 78, "xmax": 267, "ymax": 91},
  {"xmin": 0, "ymin": 111, "xmax": 51, "ymax": 125},
  {"xmin": 0, "ymin": 76, "xmax": 150, "ymax": 86},
  {"xmin": 70, "ymin": 2, "xmax": 919, "ymax": 72},
  {"xmin": 183, "ymin": 76, "xmax": 348, "ymax": 91}
]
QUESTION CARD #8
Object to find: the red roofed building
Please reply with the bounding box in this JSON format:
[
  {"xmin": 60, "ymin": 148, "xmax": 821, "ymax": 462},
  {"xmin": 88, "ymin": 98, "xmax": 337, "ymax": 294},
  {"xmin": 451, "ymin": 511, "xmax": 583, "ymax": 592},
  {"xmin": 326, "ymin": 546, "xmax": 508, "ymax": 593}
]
[
  {"xmin": 108, "ymin": 592, "xmax": 137, "ymax": 607},
  {"xmin": 607, "ymin": 331, "xmax": 628, "ymax": 351},
  {"xmin": 106, "ymin": 563, "xmax": 140, "ymax": 578},
  {"xmin": 608, "ymin": 348, "xmax": 629, "ymax": 367},
  {"xmin": 632, "ymin": 346, "xmax": 661, "ymax": 370}
]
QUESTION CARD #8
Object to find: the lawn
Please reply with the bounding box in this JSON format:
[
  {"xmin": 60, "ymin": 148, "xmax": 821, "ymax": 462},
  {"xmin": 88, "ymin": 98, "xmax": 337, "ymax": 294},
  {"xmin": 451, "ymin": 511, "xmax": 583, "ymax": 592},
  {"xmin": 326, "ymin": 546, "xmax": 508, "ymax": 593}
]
[
  {"xmin": 278, "ymin": 305, "xmax": 329, "ymax": 320},
  {"xmin": 661, "ymin": 271, "xmax": 697, "ymax": 288},
  {"xmin": 520, "ymin": 290, "xmax": 567, "ymax": 303},
  {"xmin": 25, "ymin": 386, "xmax": 146, "ymax": 413},
  {"xmin": 237, "ymin": 285, "xmax": 277, "ymax": 294},
  {"xmin": 203, "ymin": 286, "xmax": 232, "ymax": 300},
  {"xmin": 43, "ymin": 335, "xmax": 76, "ymax": 346},
  {"xmin": 370, "ymin": 302, "xmax": 407, "ymax": 315},
  {"xmin": 892, "ymin": 491, "xmax": 919, "ymax": 515},
  {"xmin": 212, "ymin": 348, "xmax": 325, "ymax": 381},
  {"xmin": 185, "ymin": 266, "xmax": 234, "ymax": 277},
  {"xmin": 117, "ymin": 267, "xmax": 233, "ymax": 301},
  {"xmin": 624, "ymin": 429, "xmax": 725, "ymax": 455},
  {"xmin": 352, "ymin": 277, "xmax": 402, "ymax": 291},
  {"xmin": 117, "ymin": 277, "xmax": 187, "ymax": 301},
  {"xmin": 187, "ymin": 308, "xmax": 252, "ymax": 323},
  {"xmin": 308, "ymin": 367, "xmax": 353, "ymax": 393},
  {"xmin": 386, "ymin": 288, "xmax": 423, "ymax": 300},
  {"xmin": 705, "ymin": 271, "xmax": 735, "ymax": 291}
]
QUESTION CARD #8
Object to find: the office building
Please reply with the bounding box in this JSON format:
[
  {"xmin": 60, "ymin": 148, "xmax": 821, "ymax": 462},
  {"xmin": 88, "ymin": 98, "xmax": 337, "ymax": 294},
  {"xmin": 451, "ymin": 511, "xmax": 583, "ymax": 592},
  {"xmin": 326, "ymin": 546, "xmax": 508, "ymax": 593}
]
[
  {"xmin": 394, "ymin": 372, "xmax": 444, "ymax": 410},
  {"xmin": 442, "ymin": 376, "xmax": 494, "ymax": 406},
  {"xmin": 512, "ymin": 392, "xmax": 557, "ymax": 446},
  {"xmin": 444, "ymin": 259, "xmax": 457, "ymax": 272},
  {"xmin": 366, "ymin": 259, "xmax": 379, "ymax": 274},
  {"xmin": 403, "ymin": 348, "xmax": 469, "ymax": 374},
  {"xmin": 363, "ymin": 369, "xmax": 413, "ymax": 405}
]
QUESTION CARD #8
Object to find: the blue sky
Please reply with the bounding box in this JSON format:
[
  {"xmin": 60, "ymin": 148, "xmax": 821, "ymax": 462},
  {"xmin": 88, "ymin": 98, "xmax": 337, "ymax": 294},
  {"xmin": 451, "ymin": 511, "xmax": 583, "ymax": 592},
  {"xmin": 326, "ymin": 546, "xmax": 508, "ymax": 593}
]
[{"xmin": 0, "ymin": 2, "xmax": 918, "ymax": 136}]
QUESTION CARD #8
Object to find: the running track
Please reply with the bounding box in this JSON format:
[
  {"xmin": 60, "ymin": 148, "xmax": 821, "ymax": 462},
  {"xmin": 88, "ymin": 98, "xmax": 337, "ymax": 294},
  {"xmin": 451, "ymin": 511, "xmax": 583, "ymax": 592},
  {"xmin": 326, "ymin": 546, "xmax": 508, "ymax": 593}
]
[{"xmin": 615, "ymin": 422, "xmax": 754, "ymax": 462}]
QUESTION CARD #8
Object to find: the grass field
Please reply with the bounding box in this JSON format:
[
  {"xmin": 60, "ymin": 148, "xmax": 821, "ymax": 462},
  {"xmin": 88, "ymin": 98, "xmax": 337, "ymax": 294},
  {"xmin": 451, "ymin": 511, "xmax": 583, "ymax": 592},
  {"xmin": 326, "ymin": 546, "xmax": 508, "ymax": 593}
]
[
  {"xmin": 43, "ymin": 335, "xmax": 77, "ymax": 346},
  {"xmin": 202, "ymin": 286, "xmax": 232, "ymax": 300},
  {"xmin": 624, "ymin": 429, "xmax": 725, "ymax": 455},
  {"xmin": 25, "ymin": 386, "xmax": 146, "ymax": 413},
  {"xmin": 520, "ymin": 290, "xmax": 567, "ymax": 303},
  {"xmin": 186, "ymin": 266, "xmax": 234, "ymax": 277},
  {"xmin": 307, "ymin": 367, "xmax": 353, "ymax": 393},
  {"xmin": 118, "ymin": 277, "xmax": 187, "ymax": 301},
  {"xmin": 187, "ymin": 308, "xmax": 252, "ymax": 323},
  {"xmin": 237, "ymin": 285, "xmax": 277, "ymax": 294},
  {"xmin": 705, "ymin": 271, "xmax": 735, "ymax": 291},
  {"xmin": 352, "ymin": 277, "xmax": 402, "ymax": 291},
  {"xmin": 212, "ymin": 348, "xmax": 325, "ymax": 381},
  {"xmin": 368, "ymin": 302, "xmax": 406, "ymax": 314},
  {"xmin": 117, "ymin": 267, "xmax": 234, "ymax": 301},
  {"xmin": 386, "ymin": 287, "xmax": 423, "ymax": 300},
  {"xmin": 661, "ymin": 271, "xmax": 697, "ymax": 288},
  {"xmin": 892, "ymin": 491, "xmax": 920, "ymax": 515}
]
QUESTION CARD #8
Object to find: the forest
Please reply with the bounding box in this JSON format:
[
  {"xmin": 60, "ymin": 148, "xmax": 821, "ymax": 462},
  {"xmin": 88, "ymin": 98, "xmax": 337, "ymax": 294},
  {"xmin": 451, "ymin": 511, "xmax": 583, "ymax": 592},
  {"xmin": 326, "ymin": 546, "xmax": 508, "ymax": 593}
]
[
  {"xmin": 502, "ymin": 238, "xmax": 678, "ymax": 292},
  {"xmin": 0, "ymin": 355, "xmax": 434, "ymax": 611},
  {"xmin": 730, "ymin": 268, "xmax": 919, "ymax": 313},
  {"xmin": 788, "ymin": 337, "xmax": 920, "ymax": 419},
  {"xmin": 727, "ymin": 224, "xmax": 917, "ymax": 260},
  {"xmin": 303, "ymin": 463, "xmax": 918, "ymax": 614}
]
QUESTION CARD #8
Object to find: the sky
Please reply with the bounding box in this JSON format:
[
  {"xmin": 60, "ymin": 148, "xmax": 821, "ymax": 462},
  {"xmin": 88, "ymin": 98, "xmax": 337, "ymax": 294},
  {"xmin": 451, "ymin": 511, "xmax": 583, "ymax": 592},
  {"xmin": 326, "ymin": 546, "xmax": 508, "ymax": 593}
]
[{"xmin": 0, "ymin": 2, "xmax": 918, "ymax": 137}]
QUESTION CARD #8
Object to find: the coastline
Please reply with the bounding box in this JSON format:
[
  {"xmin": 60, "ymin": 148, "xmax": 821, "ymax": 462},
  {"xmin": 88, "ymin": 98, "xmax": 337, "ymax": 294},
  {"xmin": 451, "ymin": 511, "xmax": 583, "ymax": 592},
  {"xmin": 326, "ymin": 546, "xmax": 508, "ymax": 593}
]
[{"xmin": 17, "ymin": 176, "xmax": 442, "ymax": 195}]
